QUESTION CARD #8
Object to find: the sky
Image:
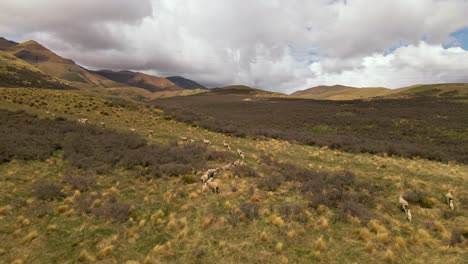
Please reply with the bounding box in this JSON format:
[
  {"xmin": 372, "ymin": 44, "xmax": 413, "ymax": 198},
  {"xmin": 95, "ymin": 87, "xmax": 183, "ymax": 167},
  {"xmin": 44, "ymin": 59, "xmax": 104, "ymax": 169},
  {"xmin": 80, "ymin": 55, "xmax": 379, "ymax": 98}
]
[{"xmin": 1, "ymin": 0, "xmax": 468, "ymax": 93}]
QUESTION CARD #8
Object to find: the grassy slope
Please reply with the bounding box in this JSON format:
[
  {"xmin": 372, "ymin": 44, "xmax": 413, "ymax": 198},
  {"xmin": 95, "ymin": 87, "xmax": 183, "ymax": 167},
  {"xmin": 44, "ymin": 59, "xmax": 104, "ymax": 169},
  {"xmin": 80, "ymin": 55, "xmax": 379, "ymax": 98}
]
[
  {"xmin": 291, "ymin": 86, "xmax": 391, "ymax": 100},
  {"xmin": 0, "ymin": 87, "xmax": 467, "ymax": 263},
  {"xmin": 384, "ymin": 83, "xmax": 468, "ymax": 99},
  {"xmin": 0, "ymin": 51, "xmax": 73, "ymax": 89},
  {"xmin": 6, "ymin": 40, "xmax": 121, "ymax": 89}
]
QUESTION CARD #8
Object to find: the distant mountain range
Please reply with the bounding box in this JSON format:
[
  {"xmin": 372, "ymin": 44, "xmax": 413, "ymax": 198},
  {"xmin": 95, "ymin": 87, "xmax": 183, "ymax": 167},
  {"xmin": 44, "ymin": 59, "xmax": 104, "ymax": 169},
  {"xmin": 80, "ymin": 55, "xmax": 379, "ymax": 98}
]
[
  {"xmin": 291, "ymin": 84, "xmax": 468, "ymax": 100},
  {"xmin": 0, "ymin": 37, "xmax": 206, "ymax": 93},
  {"xmin": 1, "ymin": 36, "xmax": 466, "ymax": 100}
]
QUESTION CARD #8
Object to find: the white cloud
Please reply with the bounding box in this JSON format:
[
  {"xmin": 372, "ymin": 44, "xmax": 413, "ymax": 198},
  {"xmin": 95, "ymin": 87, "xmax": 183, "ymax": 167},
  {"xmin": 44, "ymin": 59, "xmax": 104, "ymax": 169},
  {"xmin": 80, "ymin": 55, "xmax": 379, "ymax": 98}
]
[
  {"xmin": 0, "ymin": 0, "xmax": 468, "ymax": 91},
  {"xmin": 303, "ymin": 42, "xmax": 468, "ymax": 91}
]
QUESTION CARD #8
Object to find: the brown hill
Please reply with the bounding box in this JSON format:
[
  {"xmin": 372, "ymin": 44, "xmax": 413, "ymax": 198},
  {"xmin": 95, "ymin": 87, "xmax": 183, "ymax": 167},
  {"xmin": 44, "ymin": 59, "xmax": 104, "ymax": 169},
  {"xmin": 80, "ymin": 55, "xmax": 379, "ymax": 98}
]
[
  {"xmin": 92, "ymin": 70, "xmax": 183, "ymax": 92},
  {"xmin": 0, "ymin": 37, "xmax": 18, "ymax": 51},
  {"xmin": 291, "ymin": 85, "xmax": 391, "ymax": 100},
  {"xmin": 4, "ymin": 39, "xmax": 119, "ymax": 88}
]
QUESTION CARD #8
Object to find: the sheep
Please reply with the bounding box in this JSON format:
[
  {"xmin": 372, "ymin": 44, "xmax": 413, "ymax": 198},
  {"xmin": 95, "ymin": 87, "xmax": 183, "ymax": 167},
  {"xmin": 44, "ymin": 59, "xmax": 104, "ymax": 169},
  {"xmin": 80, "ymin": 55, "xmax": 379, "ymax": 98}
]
[
  {"xmin": 407, "ymin": 209, "xmax": 412, "ymax": 222},
  {"xmin": 237, "ymin": 148, "xmax": 245, "ymax": 160},
  {"xmin": 180, "ymin": 136, "xmax": 188, "ymax": 141},
  {"xmin": 189, "ymin": 139, "xmax": 195, "ymax": 144},
  {"xmin": 100, "ymin": 122, "xmax": 106, "ymax": 128},
  {"xmin": 77, "ymin": 118, "xmax": 88, "ymax": 125},
  {"xmin": 203, "ymin": 139, "xmax": 212, "ymax": 145},
  {"xmin": 202, "ymin": 179, "xmax": 220, "ymax": 193},
  {"xmin": 200, "ymin": 168, "xmax": 217, "ymax": 184},
  {"xmin": 221, "ymin": 162, "xmax": 233, "ymax": 171},
  {"xmin": 148, "ymin": 129, "xmax": 154, "ymax": 135},
  {"xmin": 445, "ymin": 190, "xmax": 455, "ymax": 211},
  {"xmin": 223, "ymin": 141, "xmax": 231, "ymax": 150},
  {"xmin": 399, "ymin": 195, "xmax": 409, "ymax": 214},
  {"xmin": 449, "ymin": 200, "xmax": 454, "ymax": 212},
  {"xmin": 130, "ymin": 128, "xmax": 136, "ymax": 132}
]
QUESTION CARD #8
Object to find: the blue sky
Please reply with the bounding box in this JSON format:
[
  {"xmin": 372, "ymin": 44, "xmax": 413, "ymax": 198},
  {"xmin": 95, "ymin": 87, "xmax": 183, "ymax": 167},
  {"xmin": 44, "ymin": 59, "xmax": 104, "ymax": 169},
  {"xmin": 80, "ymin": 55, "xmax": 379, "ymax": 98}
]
[{"xmin": 445, "ymin": 27, "xmax": 468, "ymax": 50}]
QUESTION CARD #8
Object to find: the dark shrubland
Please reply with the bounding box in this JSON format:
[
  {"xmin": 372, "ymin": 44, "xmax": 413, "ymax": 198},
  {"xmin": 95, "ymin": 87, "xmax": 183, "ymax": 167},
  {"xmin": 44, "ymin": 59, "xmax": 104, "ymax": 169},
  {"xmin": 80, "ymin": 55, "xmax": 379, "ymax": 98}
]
[
  {"xmin": 0, "ymin": 109, "xmax": 215, "ymax": 176},
  {"xmin": 153, "ymin": 95, "xmax": 468, "ymax": 163},
  {"xmin": 261, "ymin": 155, "xmax": 379, "ymax": 224}
]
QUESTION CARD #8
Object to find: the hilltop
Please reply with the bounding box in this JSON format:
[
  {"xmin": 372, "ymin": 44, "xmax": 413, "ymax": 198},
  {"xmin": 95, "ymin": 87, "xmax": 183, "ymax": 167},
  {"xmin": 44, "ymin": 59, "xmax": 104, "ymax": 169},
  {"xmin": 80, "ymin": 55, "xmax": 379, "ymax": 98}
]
[
  {"xmin": 166, "ymin": 76, "xmax": 207, "ymax": 90},
  {"xmin": 92, "ymin": 70, "xmax": 183, "ymax": 92},
  {"xmin": 0, "ymin": 51, "xmax": 73, "ymax": 90},
  {"xmin": 291, "ymin": 85, "xmax": 391, "ymax": 100}
]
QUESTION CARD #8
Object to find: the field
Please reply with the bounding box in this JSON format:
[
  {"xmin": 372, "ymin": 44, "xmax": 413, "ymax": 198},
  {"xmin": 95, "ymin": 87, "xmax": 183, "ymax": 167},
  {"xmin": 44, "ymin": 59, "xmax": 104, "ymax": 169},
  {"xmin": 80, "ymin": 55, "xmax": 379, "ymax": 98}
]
[
  {"xmin": 153, "ymin": 90, "xmax": 468, "ymax": 163},
  {"xmin": 0, "ymin": 87, "xmax": 467, "ymax": 263}
]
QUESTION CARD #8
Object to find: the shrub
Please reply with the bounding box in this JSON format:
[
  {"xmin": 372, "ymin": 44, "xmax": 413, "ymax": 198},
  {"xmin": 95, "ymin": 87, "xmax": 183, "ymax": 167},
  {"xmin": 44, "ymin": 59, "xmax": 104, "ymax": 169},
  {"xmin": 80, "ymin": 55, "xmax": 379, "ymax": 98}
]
[
  {"xmin": 258, "ymin": 174, "xmax": 283, "ymax": 191},
  {"xmin": 94, "ymin": 201, "xmax": 131, "ymax": 222},
  {"xmin": 233, "ymin": 164, "xmax": 257, "ymax": 177},
  {"xmin": 239, "ymin": 201, "xmax": 260, "ymax": 221},
  {"xmin": 63, "ymin": 173, "xmax": 96, "ymax": 192},
  {"xmin": 227, "ymin": 209, "xmax": 240, "ymax": 227},
  {"xmin": 34, "ymin": 182, "xmax": 64, "ymax": 200}
]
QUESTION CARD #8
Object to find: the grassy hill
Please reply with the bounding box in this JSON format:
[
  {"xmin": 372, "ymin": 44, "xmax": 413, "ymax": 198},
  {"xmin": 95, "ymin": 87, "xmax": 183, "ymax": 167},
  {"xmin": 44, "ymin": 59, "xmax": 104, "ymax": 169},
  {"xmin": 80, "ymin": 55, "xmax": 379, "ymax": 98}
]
[
  {"xmin": 0, "ymin": 51, "xmax": 74, "ymax": 90},
  {"xmin": 3, "ymin": 40, "xmax": 121, "ymax": 89},
  {"xmin": 0, "ymin": 87, "xmax": 466, "ymax": 263},
  {"xmin": 92, "ymin": 70, "xmax": 183, "ymax": 92},
  {"xmin": 384, "ymin": 83, "xmax": 468, "ymax": 99},
  {"xmin": 291, "ymin": 85, "xmax": 391, "ymax": 100}
]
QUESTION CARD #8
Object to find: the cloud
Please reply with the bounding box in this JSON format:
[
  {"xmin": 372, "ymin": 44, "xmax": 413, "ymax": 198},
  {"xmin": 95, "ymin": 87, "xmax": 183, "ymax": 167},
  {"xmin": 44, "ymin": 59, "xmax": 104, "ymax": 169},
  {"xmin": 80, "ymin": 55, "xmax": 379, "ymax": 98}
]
[
  {"xmin": 303, "ymin": 42, "xmax": 468, "ymax": 92},
  {"xmin": 0, "ymin": 0, "xmax": 468, "ymax": 91}
]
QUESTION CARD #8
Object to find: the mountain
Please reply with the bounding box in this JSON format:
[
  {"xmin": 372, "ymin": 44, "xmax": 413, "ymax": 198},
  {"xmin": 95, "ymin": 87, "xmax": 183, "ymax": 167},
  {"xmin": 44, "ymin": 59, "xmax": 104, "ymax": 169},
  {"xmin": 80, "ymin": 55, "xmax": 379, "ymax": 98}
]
[
  {"xmin": 92, "ymin": 70, "xmax": 183, "ymax": 92},
  {"xmin": 0, "ymin": 37, "xmax": 18, "ymax": 51},
  {"xmin": 291, "ymin": 85, "xmax": 391, "ymax": 100},
  {"xmin": 166, "ymin": 76, "xmax": 207, "ymax": 90},
  {"xmin": 0, "ymin": 50, "xmax": 74, "ymax": 89},
  {"xmin": 3, "ymin": 39, "xmax": 119, "ymax": 88}
]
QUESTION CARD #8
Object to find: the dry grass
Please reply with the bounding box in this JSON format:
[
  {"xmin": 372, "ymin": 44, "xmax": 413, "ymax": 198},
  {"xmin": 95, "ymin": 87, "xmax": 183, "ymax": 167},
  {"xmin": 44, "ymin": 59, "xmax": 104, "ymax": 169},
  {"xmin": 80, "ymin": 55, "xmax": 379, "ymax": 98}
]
[{"xmin": 0, "ymin": 87, "xmax": 466, "ymax": 263}]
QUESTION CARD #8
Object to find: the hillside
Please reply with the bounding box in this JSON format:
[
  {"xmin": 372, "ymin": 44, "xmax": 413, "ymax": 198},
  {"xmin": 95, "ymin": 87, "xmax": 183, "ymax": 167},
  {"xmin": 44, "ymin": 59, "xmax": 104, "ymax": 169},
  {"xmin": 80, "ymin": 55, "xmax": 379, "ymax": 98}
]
[
  {"xmin": 383, "ymin": 83, "xmax": 468, "ymax": 99},
  {"xmin": 0, "ymin": 37, "xmax": 18, "ymax": 51},
  {"xmin": 0, "ymin": 51, "xmax": 74, "ymax": 90},
  {"xmin": 166, "ymin": 76, "xmax": 207, "ymax": 90},
  {"xmin": 0, "ymin": 87, "xmax": 466, "ymax": 263},
  {"xmin": 92, "ymin": 70, "xmax": 183, "ymax": 92},
  {"xmin": 291, "ymin": 85, "xmax": 391, "ymax": 100},
  {"xmin": 2, "ymin": 39, "xmax": 120, "ymax": 88},
  {"xmin": 210, "ymin": 85, "xmax": 286, "ymax": 97}
]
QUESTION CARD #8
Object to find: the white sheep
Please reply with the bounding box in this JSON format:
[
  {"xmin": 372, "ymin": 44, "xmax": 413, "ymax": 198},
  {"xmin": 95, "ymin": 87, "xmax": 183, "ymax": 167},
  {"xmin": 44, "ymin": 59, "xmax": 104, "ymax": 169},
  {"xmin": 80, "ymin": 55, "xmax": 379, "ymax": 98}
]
[
  {"xmin": 237, "ymin": 148, "xmax": 245, "ymax": 160},
  {"xmin": 445, "ymin": 190, "xmax": 455, "ymax": 211},
  {"xmin": 203, "ymin": 139, "xmax": 212, "ymax": 145},
  {"xmin": 200, "ymin": 168, "xmax": 217, "ymax": 183},
  {"xmin": 100, "ymin": 122, "xmax": 106, "ymax": 128},
  {"xmin": 399, "ymin": 194, "xmax": 409, "ymax": 214},
  {"xmin": 202, "ymin": 179, "xmax": 220, "ymax": 193},
  {"xmin": 223, "ymin": 141, "xmax": 231, "ymax": 150},
  {"xmin": 148, "ymin": 129, "xmax": 154, "ymax": 135},
  {"xmin": 130, "ymin": 128, "xmax": 136, "ymax": 132},
  {"xmin": 180, "ymin": 136, "xmax": 188, "ymax": 141},
  {"xmin": 407, "ymin": 209, "xmax": 412, "ymax": 222},
  {"xmin": 189, "ymin": 139, "xmax": 195, "ymax": 144}
]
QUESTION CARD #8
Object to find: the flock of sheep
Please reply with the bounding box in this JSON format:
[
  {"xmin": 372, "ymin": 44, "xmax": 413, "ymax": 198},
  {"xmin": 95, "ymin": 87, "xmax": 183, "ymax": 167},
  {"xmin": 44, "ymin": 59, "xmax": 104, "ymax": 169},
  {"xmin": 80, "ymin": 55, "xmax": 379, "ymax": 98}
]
[
  {"xmin": 74, "ymin": 114, "xmax": 459, "ymax": 223},
  {"xmin": 399, "ymin": 190, "xmax": 456, "ymax": 222},
  {"xmin": 199, "ymin": 145, "xmax": 245, "ymax": 194}
]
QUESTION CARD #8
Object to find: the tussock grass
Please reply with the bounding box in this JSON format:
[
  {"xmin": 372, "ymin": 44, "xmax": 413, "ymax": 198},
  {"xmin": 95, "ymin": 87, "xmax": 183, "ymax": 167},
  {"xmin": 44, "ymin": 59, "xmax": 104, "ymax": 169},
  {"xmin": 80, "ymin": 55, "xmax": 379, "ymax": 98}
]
[{"xmin": 0, "ymin": 87, "xmax": 466, "ymax": 263}]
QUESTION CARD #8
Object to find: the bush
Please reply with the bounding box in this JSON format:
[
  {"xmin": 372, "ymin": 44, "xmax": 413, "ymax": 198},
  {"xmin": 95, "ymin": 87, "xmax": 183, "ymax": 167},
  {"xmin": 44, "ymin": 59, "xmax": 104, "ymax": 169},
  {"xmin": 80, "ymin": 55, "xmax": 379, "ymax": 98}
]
[
  {"xmin": 94, "ymin": 201, "xmax": 131, "ymax": 222},
  {"xmin": 63, "ymin": 173, "xmax": 96, "ymax": 192},
  {"xmin": 233, "ymin": 164, "xmax": 257, "ymax": 177},
  {"xmin": 34, "ymin": 182, "xmax": 64, "ymax": 200},
  {"xmin": 0, "ymin": 109, "xmax": 211, "ymax": 177},
  {"xmin": 258, "ymin": 174, "xmax": 283, "ymax": 191},
  {"xmin": 239, "ymin": 201, "xmax": 259, "ymax": 221}
]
